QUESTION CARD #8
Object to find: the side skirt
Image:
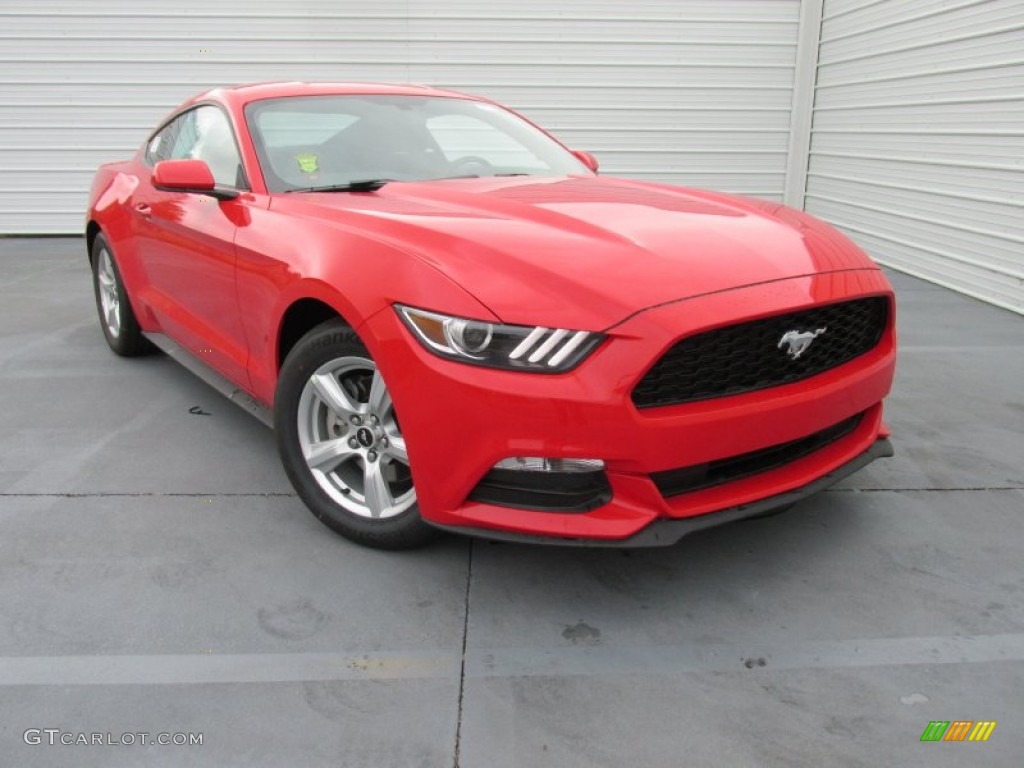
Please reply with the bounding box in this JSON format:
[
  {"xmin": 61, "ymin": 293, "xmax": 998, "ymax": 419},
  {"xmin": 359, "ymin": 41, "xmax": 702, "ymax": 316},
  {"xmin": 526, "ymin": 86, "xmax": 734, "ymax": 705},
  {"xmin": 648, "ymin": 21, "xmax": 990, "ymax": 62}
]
[{"xmin": 143, "ymin": 332, "xmax": 273, "ymax": 429}]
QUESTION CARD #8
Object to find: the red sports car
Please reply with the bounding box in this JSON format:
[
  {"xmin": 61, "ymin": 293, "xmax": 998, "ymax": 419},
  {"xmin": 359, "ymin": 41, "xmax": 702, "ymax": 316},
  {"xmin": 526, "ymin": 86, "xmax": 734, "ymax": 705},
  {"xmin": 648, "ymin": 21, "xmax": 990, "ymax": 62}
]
[{"xmin": 86, "ymin": 82, "xmax": 895, "ymax": 549}]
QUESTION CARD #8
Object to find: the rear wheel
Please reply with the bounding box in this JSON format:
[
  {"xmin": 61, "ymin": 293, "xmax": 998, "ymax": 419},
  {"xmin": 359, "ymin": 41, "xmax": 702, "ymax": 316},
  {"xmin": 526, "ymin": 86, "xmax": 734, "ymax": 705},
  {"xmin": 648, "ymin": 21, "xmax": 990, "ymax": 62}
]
[
  {"xmin": 90, "ymin": 233, "xmax": 150, "ymax": 356},
  {"xmin": 274, "ymin": 320, "xmax": 435, "ymax": 549}
]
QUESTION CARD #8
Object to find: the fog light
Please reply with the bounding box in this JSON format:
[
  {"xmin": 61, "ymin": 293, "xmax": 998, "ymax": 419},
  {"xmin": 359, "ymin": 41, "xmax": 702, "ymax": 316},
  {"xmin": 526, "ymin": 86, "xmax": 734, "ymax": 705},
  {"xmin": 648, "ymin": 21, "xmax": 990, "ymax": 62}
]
[
  {"xmin": 493, "ymin": 457, "xmax": 605, "ymax": 473},
  {"xmin": 469, "ymin": 458, "xmax": 610, "ymax": 512}
]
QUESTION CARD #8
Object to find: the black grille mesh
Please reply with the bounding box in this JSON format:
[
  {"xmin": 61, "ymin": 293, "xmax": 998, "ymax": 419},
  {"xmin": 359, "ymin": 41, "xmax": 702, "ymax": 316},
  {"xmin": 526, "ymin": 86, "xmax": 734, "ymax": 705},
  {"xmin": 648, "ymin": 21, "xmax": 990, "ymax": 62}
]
[
  {"xmin": 651, "ymin": 413, "xmax": 862, "ymax": 498},
  {"xmin": 632, "ymin": 297, "xmax": 888, "ymax": 408}
]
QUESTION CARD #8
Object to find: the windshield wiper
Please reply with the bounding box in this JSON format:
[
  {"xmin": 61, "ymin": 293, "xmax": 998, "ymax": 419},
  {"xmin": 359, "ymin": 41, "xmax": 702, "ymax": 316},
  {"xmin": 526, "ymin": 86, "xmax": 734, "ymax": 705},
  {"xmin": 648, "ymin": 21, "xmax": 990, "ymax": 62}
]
[
  {"xmin": 287, "ymin": 179, "xmax": 393, "ymax": 193},
  {"xmin": 425, "ymin": 172, "xmax": 535, "ymax": 182}
]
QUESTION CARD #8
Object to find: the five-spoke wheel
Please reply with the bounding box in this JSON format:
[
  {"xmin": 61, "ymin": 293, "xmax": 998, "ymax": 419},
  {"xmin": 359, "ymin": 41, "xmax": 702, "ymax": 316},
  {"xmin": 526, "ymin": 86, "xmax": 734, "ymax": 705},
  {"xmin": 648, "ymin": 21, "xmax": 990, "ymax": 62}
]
[
  {"xmin": 96, "ymin": 246, "xmax": 122, "ymax": 338},
  {"xmin": 275, "ymin": 321, "xmax": 434, "ymax": 548},
  {"xmin": 90, "ymin": 233, "xmax": 150, "ymax": 356},
  {"xmin": 298, "ymin": 357, "xmax": 415, "ymax": 520}
]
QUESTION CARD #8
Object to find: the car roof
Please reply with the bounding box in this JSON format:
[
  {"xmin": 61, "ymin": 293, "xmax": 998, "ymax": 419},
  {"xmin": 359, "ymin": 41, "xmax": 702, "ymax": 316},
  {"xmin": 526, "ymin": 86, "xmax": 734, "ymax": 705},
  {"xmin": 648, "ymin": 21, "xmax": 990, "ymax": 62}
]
[{"xmin": 193, "ymin": 81, "xmax": 481, "ymax": 110}]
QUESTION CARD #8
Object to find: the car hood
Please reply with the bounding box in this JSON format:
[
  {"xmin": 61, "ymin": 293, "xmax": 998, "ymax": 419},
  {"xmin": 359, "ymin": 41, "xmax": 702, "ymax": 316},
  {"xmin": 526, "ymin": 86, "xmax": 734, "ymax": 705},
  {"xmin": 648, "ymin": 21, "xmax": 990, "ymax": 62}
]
[{"xmin": 276, "ymin": 176, "xmax": 879, "ymax": 330}]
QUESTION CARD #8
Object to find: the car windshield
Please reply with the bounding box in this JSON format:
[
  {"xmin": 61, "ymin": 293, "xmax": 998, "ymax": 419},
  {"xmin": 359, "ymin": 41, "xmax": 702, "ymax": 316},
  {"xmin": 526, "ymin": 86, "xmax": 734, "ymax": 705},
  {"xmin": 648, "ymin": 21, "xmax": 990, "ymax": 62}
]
[{"xmin": 244, "ymin": 94, "xmax": 590, "ymax": 192}]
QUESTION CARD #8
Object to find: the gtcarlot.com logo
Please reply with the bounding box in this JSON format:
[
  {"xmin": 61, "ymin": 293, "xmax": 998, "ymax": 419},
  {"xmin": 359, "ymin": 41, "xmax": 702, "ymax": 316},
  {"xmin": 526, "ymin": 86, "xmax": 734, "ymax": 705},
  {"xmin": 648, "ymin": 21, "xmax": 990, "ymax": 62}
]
[
  {"xmin": 24, "ymin": 729, "xmax": 203, "ymax": 747},
  {"xmin": 920, "ymin": 721, "xmax": 997, "ymax": 742}
]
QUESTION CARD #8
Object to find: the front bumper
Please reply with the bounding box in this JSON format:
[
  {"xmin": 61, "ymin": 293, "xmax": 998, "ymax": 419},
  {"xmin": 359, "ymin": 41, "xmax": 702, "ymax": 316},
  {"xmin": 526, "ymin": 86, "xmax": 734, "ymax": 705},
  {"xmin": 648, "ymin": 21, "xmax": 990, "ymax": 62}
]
[
  {"xmin": 361, "ymin": 269, "xmax": 896, "ymax": 544},
  {"xmin": 430, "ymin": 437, "xmax": 893, "ymax": 547}
]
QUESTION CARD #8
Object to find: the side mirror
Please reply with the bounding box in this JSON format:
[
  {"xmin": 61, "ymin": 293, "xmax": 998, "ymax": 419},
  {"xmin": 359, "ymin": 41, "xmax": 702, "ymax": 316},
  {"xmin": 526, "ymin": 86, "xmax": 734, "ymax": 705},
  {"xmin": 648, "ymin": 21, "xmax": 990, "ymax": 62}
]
[
  {"xmin": 152, "ymin": 159, "xmax": 238, "ymax": 200},
  {"xmin": 572, "ymin": 150, "xmax": 599, "ymax": 173}
]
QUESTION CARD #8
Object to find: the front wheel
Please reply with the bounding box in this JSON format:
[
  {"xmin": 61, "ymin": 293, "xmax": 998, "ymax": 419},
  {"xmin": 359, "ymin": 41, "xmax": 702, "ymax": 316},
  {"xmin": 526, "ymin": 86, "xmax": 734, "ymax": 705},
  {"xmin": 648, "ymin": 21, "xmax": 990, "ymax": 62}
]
[{"xmin": 274, "ymin": 320, "xmax": 435, "ymax": 549}]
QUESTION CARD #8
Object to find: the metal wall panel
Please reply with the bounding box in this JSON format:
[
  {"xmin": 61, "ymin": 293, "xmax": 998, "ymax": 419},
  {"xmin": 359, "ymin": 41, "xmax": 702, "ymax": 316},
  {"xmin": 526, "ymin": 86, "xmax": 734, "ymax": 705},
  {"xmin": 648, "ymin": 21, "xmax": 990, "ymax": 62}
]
[
  {"xmin": 807, "ymin": 0, "xmax": 1024, "ymax": 313},
  {"xmin": 0, "ymin": 0, "xmax": 800, "ymax": 234}
]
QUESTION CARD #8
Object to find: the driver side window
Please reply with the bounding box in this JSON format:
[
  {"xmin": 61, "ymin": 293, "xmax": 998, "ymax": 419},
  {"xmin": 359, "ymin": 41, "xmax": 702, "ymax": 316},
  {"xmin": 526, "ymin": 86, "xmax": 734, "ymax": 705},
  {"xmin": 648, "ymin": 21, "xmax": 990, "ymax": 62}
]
[{"xmin": 146, "ymin": 106, "xmax": 247, "ymax": 189}]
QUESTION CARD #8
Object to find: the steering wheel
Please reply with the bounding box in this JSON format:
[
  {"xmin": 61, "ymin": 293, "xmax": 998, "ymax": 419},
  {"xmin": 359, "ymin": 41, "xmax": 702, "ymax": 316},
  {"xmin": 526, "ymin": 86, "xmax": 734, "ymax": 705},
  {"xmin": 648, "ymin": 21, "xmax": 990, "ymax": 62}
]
[{"xmin": 449, "ymin": 155, "xmax": 495, "ymax": 177}]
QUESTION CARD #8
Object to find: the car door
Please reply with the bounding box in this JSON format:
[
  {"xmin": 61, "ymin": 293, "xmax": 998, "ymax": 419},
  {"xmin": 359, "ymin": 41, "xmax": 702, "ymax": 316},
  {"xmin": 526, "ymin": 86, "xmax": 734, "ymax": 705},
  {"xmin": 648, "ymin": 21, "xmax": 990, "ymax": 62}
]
[{"xmin": 131, "ymin": 105, "xmax": 252, "ymax": 388}]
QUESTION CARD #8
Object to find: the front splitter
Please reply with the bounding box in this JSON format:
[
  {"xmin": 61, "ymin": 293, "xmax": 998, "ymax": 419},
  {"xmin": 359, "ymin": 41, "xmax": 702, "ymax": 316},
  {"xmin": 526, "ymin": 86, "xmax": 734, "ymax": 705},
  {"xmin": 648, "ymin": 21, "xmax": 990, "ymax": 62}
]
[{"xmin": 427, "ymin": 438, "xmax": 894, "ymax": 548}]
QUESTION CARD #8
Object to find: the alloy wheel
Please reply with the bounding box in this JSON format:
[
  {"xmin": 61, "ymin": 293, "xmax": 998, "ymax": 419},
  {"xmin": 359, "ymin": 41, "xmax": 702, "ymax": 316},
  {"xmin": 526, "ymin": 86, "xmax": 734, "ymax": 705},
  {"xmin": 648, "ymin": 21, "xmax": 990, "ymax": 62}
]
[
  {"xmin": 96, "ymin": 246, "xmax": 121, "ymax": 338},
  {"xmin": 296, "ymin": 356, "xmax": 415, "ymax": 519}
]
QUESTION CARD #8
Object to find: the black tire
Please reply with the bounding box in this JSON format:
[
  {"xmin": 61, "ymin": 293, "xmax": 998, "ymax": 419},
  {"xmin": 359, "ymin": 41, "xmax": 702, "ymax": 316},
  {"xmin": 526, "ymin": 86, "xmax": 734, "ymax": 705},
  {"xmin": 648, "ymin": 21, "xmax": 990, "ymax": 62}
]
[
  {"xmin": 274, "ymin": 319, "xmax": 436, "ymax": 549},
  {"xmin": 90, "ymin": 233, "xmax": 151, "ymax": 356}
]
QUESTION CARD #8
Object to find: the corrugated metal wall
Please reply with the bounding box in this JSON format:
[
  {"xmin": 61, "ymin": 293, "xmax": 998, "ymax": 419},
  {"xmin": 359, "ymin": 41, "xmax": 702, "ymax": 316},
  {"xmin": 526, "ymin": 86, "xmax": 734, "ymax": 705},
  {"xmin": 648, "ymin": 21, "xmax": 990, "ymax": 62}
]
[
  {"xmin": 805, "ymin": 0, "xmax": 1024, "ymax": 314},
  {"xmin": 5, "ymin": 0, "xmax": 1021, "ymax": 314},
  {"xmin": 0, "ymin": 0, "xmax": 801, "ymax": 235}
]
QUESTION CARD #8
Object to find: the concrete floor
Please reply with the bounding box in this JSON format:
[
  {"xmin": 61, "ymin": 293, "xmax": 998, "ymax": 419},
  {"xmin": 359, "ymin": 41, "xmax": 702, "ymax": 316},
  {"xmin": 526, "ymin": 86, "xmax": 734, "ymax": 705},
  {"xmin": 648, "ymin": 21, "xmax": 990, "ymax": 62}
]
[{"xmin": 1, "ymin": 237, "xmax": 1021, "ymax": 767}]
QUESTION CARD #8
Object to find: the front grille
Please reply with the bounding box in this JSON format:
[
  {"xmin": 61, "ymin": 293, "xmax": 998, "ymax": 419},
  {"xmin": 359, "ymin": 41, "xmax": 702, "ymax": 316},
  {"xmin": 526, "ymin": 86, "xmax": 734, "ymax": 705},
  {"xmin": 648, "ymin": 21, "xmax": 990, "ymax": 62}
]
[
  {"xmin": 651, "ymin": 413, "xmax": 863, "ymax": 498},
  {"xmin": 632, "ymin": 297, "xmax": 888, "ymax": 408}
]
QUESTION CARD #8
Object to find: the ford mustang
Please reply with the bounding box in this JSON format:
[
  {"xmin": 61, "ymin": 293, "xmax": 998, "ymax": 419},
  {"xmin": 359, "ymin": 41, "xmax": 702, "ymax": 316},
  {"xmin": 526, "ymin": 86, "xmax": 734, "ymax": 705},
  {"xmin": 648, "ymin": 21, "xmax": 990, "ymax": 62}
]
[{"xmin": 86, "ymin": 82, "xmax": 896, "ymax": 549}]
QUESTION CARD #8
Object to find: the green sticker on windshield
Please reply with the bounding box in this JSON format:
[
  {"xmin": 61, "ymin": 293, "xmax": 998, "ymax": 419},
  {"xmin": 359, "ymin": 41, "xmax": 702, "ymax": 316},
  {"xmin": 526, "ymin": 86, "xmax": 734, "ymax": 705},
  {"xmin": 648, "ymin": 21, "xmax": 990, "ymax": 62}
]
[{"xmin": 295, "ymin": 152, "xmax": 319, "ymax": 173}]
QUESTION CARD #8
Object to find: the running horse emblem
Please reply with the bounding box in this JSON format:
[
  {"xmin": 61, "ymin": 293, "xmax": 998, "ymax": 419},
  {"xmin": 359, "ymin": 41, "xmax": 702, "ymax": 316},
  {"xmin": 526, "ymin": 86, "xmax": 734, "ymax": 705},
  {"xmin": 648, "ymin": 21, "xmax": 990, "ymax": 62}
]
[{"xmin": 777, "ymin": 327, "xmax": 827, "ymax": 360}]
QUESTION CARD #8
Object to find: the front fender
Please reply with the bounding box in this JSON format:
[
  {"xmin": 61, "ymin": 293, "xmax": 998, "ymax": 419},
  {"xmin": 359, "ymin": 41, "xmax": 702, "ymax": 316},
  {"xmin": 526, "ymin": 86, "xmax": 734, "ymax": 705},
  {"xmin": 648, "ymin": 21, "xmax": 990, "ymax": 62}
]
[{"xmin": 235, "ymin": 209, "xmax": 495, "ymax": 405}]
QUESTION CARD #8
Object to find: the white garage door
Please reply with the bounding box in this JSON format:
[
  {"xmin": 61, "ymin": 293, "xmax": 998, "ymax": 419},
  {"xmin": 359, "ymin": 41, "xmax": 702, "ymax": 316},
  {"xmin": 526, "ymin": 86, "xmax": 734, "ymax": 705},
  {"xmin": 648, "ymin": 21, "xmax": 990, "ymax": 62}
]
[
  {"xmin": 805, "ymin": 0, "xmax": 1024, "ymax": 314},
  {"xmin": 0, "ymin": 0, "xmax": 801, "ymax": 235}
]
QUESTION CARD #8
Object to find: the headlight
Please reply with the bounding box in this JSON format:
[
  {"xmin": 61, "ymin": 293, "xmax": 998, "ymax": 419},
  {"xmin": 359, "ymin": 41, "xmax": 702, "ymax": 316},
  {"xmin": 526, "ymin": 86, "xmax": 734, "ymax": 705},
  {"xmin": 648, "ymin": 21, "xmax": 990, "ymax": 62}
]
[{"xmin": 396, "ymin": 305, "xmax": 603, "ymax": 372}]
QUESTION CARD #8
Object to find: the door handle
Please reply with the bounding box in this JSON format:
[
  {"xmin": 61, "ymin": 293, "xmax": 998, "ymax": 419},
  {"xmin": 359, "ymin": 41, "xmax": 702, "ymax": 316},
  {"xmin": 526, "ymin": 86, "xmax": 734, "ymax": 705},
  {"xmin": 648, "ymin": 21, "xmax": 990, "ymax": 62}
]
[{"xmin": 134, "ymin": 203, "xmax": 152, "ymax": 217}]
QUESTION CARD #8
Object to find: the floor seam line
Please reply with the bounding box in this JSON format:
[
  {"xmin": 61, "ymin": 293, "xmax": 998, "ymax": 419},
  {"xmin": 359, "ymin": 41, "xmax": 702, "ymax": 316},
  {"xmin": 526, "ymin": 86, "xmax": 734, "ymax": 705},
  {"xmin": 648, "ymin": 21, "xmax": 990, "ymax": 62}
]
[
  {"xmin": 4, "ymin": 487, "xmax": 1022, "ymax": 498},
  {"xmin": 453, "ymin": 539, "xmax": 474, "ymax": 768},
  {"xmin": 825, "ymin": 487, "xmax": 1023, "ymax": 493},
  {"xmin": 0, "ymin": 492, "xmax": 298, "ymax": 498}
]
